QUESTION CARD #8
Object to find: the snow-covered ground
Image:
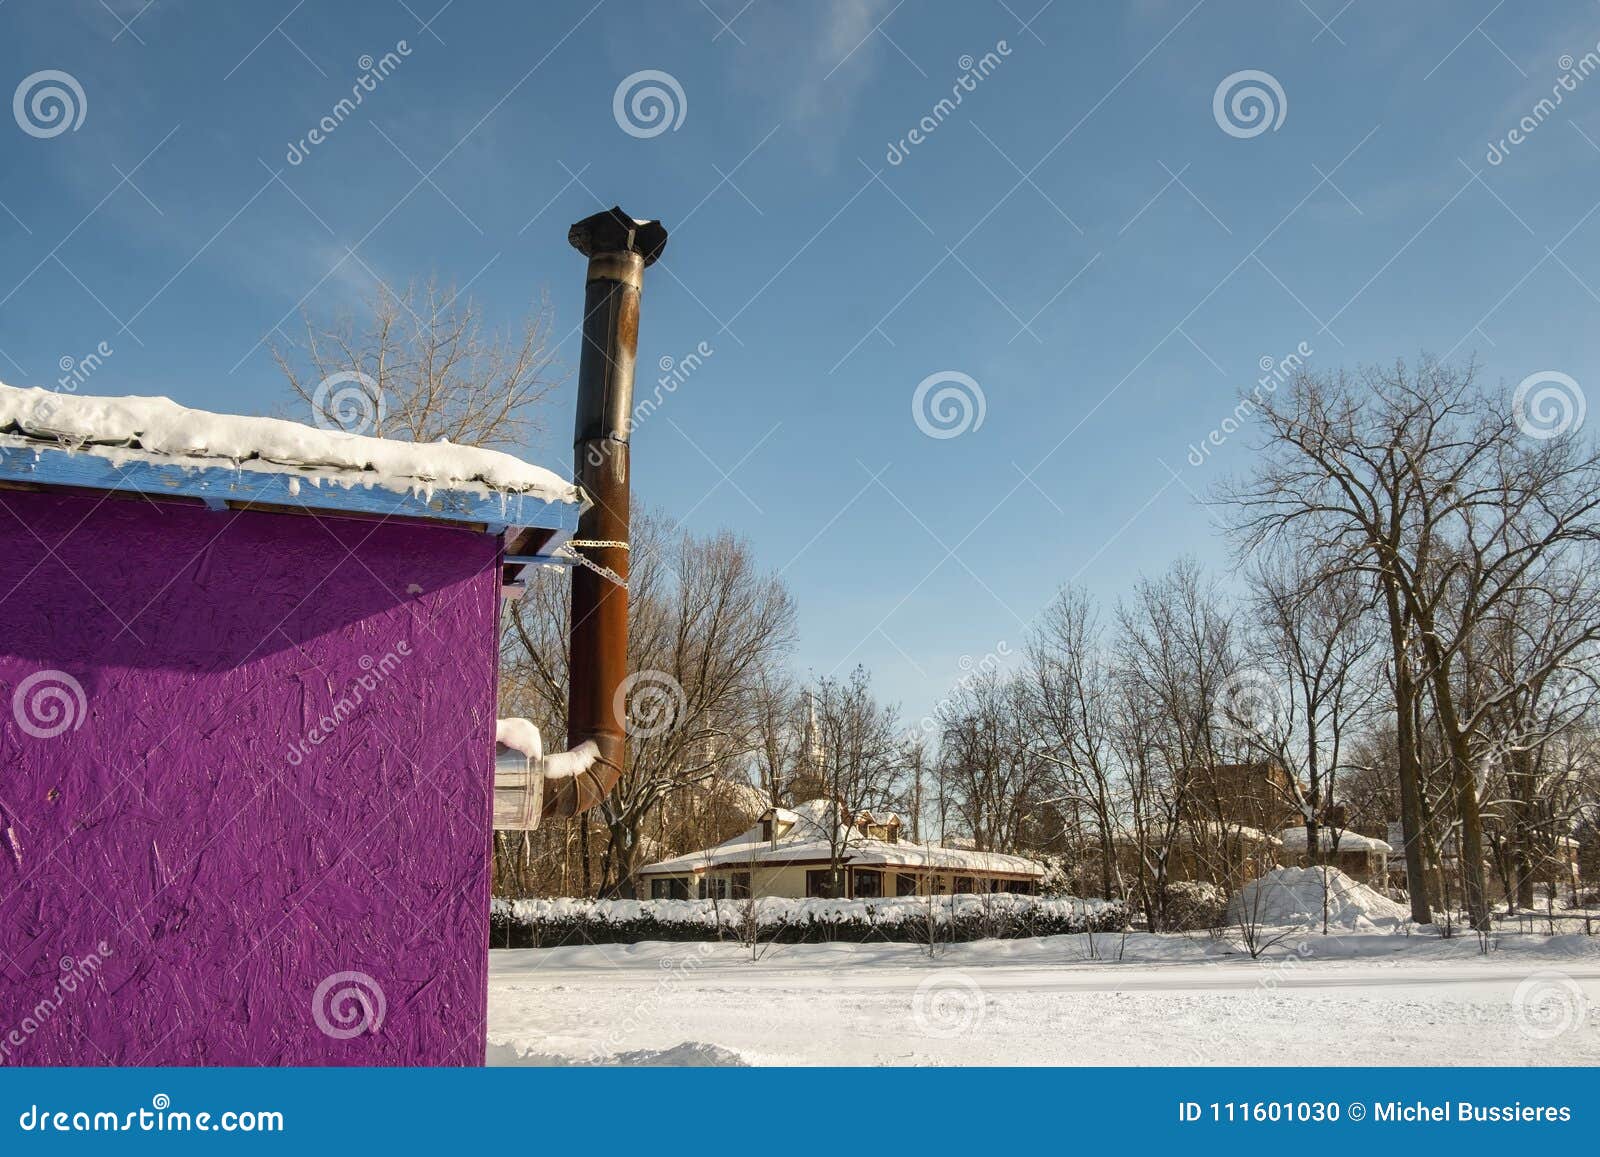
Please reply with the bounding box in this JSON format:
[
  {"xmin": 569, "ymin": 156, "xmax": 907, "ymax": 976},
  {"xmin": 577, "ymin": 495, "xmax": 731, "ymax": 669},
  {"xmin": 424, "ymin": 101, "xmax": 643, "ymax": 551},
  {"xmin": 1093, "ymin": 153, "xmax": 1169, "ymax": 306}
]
[{"xmin": 487, "ymin": 929, "xmax": 1600, "ymax": 1066}]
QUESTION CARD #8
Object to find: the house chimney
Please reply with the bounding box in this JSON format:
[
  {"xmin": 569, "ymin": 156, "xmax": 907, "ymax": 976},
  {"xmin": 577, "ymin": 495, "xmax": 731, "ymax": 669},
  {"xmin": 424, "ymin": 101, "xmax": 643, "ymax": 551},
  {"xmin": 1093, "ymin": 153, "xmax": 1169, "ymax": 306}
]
[{"xmin": 545, "ymin": 207, "xmax": 668, "ymax": 818}]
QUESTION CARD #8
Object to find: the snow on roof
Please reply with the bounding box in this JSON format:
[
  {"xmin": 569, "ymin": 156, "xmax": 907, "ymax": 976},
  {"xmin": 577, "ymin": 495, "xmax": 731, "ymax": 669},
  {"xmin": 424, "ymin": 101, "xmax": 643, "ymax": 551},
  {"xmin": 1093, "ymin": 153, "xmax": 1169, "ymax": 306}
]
[
  {"xmin": 1114, "ymin": 821, "xmax": 1282, "ymax": 848},
  {"xmin": 1277, "ymin": 827, "xmax": 1392, "ymax": 854},
  {"xmin": 637, "ymin": 799, "xmax": 1045, "ymax": 877},
  {"xmin": 0, "ymin": 383, "xmax": 580, "ymax": 505}
]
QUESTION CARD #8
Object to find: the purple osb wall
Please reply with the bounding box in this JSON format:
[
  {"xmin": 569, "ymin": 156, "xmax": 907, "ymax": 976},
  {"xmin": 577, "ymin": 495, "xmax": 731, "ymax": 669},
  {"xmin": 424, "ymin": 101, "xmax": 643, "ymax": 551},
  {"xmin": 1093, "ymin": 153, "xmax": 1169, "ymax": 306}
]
[{"xmin": 0, "ymin": 489, "xmax": 501, "ymax": 1065}]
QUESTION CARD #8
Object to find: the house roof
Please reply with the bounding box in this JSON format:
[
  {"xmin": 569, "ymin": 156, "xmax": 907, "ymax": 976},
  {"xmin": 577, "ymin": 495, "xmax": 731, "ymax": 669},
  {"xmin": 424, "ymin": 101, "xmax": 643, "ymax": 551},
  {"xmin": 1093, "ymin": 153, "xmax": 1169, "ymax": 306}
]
[
  {"xmin": 1114, "ymin": 821, "xmax": 1282, "ymax": 848},
  {"xmin": 1277, "ymin": 827, "xmax": 1392, "ymax": 854},
  {"xmin": 0, "ymin": 383, "xmax": 581, "ymax": 538},
  {"xmin": 637, "ymin": 799, "xmax": 1046, "ymax": 878}
]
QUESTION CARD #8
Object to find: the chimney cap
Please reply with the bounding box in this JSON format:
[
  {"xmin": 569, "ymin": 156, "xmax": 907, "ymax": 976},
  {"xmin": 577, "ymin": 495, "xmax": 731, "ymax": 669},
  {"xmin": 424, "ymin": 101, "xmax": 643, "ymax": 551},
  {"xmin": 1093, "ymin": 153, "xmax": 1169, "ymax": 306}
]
[{"xmin": 568, "ymin": 206, "xmax": 669, "ymax": 266}]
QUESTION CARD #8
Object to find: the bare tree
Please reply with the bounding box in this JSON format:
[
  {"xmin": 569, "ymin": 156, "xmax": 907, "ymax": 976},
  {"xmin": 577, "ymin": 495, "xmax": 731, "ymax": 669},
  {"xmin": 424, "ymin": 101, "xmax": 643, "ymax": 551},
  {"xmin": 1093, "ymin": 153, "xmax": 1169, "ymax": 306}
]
[
  {"xmin": 805, "ymin": 666, "xmax": 905, "ymax": 897},
  {"xmin": 1113, "ymin": 560, "xmax": 1238, "ymax": 929},
  {"xmin": 503, "ymin": 511, "xmax": 797, "ymax": 896},
  {"xmin": 749, "ymin": 670, "xmax": 802, "ymax": 809},
  {"xmin": 1242, "ymin": 557, "xmax": 1382, "ymax": 931},
  {"xmin": 1220, "ymin": 357, "xmax": 1600, "ymax": 930},
  {"xmin": 1030, "ymin": 585, "xmax": 1125, "ymax": 900},
  {"xmin": 272, "ymin": 277, "xmax": 562, "ymax": 449},
  {"xmin": 936, "ymin": 670, "xmax": 1051, "ymax": 854}
]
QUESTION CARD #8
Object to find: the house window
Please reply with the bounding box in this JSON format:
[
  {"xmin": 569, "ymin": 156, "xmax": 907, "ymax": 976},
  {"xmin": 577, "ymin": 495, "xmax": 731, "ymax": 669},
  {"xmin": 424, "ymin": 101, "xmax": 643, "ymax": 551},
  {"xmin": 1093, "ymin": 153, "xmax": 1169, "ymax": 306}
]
[
  {"xmin": 895, "ymin": 872, "xmax": 919, "ymax": 897},
  {"xmin": 853, "ymin": 869, "xmax": 883, "ymax": 898},
  {"xmin": 732, "ymin": 872, "xmax": 751, "ymax": 899},
  {"xmin": 806, "ymin": 868, "xmax": 841, "ymax": 898},
  {"xmin": 760, "ymin": 819, "xmax": 772, "ymax": 841},
  {"xmin": 651, "ymin": 877, "xmax": 689, "ymax": 900},
  {"xmin": 700, "ymin": 876, "xmax": 732, "ymax": 900},
  {"xmin": 953, "ymin": 875, "xmax": 975, "ymax": 894}
]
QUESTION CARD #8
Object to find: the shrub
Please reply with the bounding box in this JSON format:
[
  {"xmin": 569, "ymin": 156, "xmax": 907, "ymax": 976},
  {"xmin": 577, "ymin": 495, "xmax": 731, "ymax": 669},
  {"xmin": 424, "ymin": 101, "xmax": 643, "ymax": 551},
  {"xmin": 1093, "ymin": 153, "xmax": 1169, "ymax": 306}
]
[
  {"xmin": 490, "ymin": 893, "xmax": 1127, "ymax": 948},
  {"xmin": 1161, "ymin": 881, "xmax": 1227, "ymax": 931}
]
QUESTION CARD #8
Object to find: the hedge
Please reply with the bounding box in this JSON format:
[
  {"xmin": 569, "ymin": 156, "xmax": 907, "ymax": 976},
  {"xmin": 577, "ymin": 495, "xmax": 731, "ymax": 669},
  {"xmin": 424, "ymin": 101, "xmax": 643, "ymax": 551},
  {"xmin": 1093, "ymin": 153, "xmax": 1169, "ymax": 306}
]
[{"xmin": 490, "ymin": 893, "xmax": 1128, "ymax": 947}]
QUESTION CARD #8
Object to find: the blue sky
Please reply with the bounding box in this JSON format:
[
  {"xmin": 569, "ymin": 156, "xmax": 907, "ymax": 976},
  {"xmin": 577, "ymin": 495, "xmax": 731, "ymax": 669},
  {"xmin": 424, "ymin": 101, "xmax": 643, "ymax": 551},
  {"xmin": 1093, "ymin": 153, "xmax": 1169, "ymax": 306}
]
[{"xmin": 4, "ymin": 0, "xmax": 1600, "ymax": 719}]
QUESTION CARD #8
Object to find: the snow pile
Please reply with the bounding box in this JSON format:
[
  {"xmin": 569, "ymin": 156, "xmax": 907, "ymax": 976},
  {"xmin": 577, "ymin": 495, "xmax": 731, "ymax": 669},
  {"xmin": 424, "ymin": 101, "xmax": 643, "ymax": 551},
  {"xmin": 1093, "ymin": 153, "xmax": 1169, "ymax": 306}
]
[
  {"xmin": 0, "ymin": 382, "xmax": 579, "ymax": 504},
  {"xmin": 1229, "ymin": 866, "xmax": 1410, "ymax": 931},
  {"xmin": 491, "ymin": 893, "xmax": 1127, "ymax": 947}
]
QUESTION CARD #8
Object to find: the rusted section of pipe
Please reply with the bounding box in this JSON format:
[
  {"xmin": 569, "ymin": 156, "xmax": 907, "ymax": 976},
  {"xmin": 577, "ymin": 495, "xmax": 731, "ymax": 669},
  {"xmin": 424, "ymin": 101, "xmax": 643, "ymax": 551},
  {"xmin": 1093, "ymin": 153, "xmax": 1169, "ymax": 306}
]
[{"xmin": 545, "ymin": 206, "xmax": 667, "ymax": 818}]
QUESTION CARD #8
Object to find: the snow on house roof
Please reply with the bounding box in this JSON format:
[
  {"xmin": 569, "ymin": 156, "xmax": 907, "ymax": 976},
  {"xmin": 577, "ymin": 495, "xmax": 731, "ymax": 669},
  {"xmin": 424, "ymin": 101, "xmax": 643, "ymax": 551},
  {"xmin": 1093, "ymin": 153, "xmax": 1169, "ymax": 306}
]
[
  {"xmin": 0, "ymin": 383, "xmax": 581, "ymax": 506},
  {"xmin": 1114, "ymin": 821, "xmax": 1282, "ymax": 848},
  {"xmin": 636, "ymin": 798, "xmax": 1045, "ymax": 878},
  {"xmin": 1277, "ymin": 827, "xmax": 1393, "ymax": 854}
]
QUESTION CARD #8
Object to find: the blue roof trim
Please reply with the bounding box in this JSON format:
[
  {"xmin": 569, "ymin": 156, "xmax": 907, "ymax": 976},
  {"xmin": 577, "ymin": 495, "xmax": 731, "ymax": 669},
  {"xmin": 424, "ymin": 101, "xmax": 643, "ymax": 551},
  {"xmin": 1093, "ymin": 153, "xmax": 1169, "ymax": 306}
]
[{"xmin": 0, "ymin": 443, "xmax": 580, "ymax": 543}]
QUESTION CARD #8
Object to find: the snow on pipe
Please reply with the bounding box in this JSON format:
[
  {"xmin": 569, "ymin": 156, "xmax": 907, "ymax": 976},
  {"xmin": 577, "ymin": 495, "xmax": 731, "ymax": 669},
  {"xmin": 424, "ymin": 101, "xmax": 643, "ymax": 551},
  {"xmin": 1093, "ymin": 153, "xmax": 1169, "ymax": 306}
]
[
  {"xmin": 548, "ymin": 207, "xmax": 668, "ymax": 819},
  {"xmin": 494, "ymin": 719, "xmax": 603, "ymax": 830}
]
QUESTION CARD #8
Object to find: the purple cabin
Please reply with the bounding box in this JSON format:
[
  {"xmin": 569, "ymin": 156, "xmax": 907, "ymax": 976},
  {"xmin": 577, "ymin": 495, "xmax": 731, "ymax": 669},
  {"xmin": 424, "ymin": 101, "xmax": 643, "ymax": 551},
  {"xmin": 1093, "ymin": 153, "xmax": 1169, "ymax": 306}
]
[{"xmin": 0, "ymin": 384, "xmax": 580, "ymax": 1066}]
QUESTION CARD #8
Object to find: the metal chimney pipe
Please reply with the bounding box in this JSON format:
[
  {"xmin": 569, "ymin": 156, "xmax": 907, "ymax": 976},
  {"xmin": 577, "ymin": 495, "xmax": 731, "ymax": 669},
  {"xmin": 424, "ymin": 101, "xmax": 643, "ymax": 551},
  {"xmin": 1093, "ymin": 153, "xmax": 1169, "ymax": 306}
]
[{"xmin": 544, "ymin": 206, "xmax": 668, "ymax": 818}]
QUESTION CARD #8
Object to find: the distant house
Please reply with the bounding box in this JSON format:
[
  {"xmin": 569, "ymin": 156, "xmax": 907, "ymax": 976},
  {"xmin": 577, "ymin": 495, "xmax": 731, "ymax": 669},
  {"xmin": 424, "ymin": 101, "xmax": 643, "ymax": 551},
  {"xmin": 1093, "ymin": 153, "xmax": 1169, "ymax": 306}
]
[
  {"xmin": 636, "ymin": 800, "xmax": 1045, "ymax": 900},
  {"xmin": 1183, "ymin": 761, "xmax": 1297, "ymax": 832},
  {"xmin": 1278, "ymin": 827, "xmax": 1392, "ymax": 886},
  {"xmin": 1114, "ymin": 821, "xmax": 1283, "ymax": 887}
]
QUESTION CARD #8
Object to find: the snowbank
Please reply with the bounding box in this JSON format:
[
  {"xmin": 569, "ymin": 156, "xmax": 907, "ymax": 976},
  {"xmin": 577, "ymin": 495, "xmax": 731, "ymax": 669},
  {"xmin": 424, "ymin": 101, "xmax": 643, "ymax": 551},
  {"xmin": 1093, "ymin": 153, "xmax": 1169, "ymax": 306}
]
[
  {"xmin": 0, "ymin": 382, "xmax": 579, "ymax": 504},
  {"xmin": 1229, "ymin": 866, "xmax": 1410, "ymax": 931},
  {"xmin": 491, "ymin": 893, "xmax": 1127, "ymax": 947}
]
